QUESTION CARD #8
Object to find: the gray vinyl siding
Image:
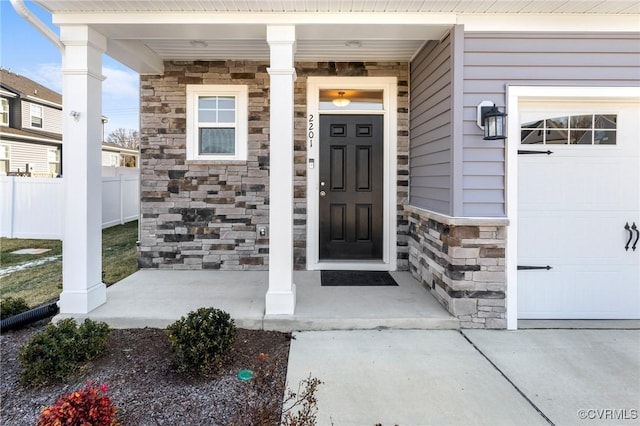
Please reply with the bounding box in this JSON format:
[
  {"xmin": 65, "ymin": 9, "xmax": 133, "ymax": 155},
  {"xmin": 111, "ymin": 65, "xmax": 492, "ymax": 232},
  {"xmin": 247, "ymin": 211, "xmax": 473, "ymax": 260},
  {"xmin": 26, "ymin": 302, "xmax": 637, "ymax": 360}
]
[
  {"xmin": 409, "ymin": 31, "xmax": 453, "ymax": 215},
  {"xmin": 20, "ymin": 100, "xmax": 62, "ymax": 134},
  {"xmin": 7, "ymin": 140, "xmax": 60, "ymax": 175},
  {"xmin": 462, "ymin": 31, "xmax": 640, "ymax": 217}
]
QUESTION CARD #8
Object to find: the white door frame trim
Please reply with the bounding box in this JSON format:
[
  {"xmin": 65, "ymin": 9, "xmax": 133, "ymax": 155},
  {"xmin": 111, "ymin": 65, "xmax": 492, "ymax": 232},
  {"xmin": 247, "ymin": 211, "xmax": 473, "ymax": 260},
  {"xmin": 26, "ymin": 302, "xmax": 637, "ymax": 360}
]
[
  {"xmin": 505, "ymin": 85, "xmax": 640, "ymax": 330},
  {"xmin": 306, "ymin": 76, "xmax": 398, "ymax": 271}
]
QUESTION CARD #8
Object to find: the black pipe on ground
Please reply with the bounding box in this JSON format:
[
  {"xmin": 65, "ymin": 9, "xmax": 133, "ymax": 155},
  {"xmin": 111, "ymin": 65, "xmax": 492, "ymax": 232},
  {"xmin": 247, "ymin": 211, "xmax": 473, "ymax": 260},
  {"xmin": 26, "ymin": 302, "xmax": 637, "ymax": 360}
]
[{"xmin": 0, "ymin": 302, "xmax": 59, "ymax": 332}]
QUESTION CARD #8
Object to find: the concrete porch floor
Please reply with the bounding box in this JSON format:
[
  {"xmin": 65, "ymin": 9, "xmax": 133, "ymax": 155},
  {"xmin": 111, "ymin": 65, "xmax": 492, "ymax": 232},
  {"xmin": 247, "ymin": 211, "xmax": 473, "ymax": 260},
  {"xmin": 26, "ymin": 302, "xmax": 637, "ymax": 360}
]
[{"xmin": 54, "ymin": 270, "xmax": 459, "ymax": 331}]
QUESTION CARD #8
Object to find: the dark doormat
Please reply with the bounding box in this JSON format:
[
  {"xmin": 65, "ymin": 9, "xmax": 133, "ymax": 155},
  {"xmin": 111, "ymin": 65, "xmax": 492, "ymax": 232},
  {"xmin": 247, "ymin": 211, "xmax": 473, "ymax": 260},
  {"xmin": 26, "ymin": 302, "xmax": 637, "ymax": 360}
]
[{"xmin": 321, "ymin": 270, "xmax": 399, "ymax": 286}]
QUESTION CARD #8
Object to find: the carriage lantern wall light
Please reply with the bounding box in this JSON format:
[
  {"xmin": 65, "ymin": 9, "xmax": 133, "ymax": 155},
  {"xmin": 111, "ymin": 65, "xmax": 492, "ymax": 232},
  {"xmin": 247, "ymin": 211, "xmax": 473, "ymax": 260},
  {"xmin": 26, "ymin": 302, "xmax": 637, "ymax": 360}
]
[{"xmin": 477, "ymin": 101, "xmax": 507, "ymax": 140}]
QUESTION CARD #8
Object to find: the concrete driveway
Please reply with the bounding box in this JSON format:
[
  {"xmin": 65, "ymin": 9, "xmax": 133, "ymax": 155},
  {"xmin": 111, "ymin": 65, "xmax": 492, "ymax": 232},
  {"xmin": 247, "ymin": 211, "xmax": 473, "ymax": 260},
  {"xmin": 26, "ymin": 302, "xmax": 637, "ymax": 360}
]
[
  {"xmin": 285, "ymin": 328, "xmax": 640, "ymax": 426},
  {"xmin": 464, "ymin": 329, "xmax": 640, "ymax": 426}
]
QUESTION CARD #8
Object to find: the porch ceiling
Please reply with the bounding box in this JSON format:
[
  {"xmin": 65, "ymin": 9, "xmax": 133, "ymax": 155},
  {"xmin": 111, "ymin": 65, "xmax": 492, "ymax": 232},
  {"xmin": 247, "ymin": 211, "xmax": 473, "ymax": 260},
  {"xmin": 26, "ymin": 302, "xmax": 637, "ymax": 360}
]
[
  {"xmin": 34, "ymin": 0, "xmax": 640, "ymax": 73},
  {"xmin": 33, "ymin": 1, "xmax": 640, "ymax": 14}
]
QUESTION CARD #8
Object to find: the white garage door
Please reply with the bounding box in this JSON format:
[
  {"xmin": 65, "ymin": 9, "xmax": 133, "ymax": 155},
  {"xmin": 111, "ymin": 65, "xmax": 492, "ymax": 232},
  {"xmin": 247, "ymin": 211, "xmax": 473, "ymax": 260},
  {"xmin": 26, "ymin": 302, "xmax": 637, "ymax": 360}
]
[{"xmin": 518, "ymin": 100, "xmax": 640, "ymax": 319}]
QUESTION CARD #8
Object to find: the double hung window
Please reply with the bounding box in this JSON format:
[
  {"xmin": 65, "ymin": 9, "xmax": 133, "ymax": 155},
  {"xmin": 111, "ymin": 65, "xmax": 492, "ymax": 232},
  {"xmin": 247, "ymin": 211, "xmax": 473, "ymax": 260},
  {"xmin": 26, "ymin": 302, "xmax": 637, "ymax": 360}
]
[
  {"xmin": 0, "ymin": 144, "xmax": 9, "ymax": 174},
  {"xmin": 1, "ymin": 98, "xmax": 8, "ymax": 126},
  {"xmin": 30, "ymin": 104, "xmax": 43, "ymax": 128},
  {"xmin": 186, "ymin": 85, "xmax": 248, "ymax": 161}
]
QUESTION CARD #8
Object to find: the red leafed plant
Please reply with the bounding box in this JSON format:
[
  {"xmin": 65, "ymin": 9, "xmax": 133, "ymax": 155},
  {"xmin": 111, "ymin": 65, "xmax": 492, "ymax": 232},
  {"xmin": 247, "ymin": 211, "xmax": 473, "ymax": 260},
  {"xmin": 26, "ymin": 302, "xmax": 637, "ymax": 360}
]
[{"xmin": 37, "ymin": 382, "xmax": 120, "ymax": 426}]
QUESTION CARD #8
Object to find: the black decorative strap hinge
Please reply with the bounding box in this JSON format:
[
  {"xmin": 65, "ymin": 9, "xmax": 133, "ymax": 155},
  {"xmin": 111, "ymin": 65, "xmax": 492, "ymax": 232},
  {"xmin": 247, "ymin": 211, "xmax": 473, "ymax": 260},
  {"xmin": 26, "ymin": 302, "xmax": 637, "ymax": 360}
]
[
  {"xmin": 517, "ymin": 265, "xmax": 553, "ymax": 270},
  {"xmin": 518, "ymin": 150, "xmax": 553, "ymax": 155}
]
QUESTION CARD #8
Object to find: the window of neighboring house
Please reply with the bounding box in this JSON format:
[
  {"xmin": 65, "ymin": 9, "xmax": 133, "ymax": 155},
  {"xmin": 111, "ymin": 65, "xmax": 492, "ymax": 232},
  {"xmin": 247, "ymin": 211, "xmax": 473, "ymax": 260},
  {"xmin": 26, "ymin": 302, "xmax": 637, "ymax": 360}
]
[
  {"xmin": 186, "ymin": 84, "xmax": 248, "ymax": 161},
  {"xmin": 30, "ymin": 104, "xmax": 43, "ymax": 128},
  {"xmin": 521, "ymin": 114, "xmax": 617, "ymax": 145},
  {"xmin": 122, "ymin": 154, "xmax": 137, "ymax": 167},
  {"xmin": 47, "ymin": 148, "xmax": 60, "ymax": 176},
  {"xmin": 1, "ymin": 98, "xmax": 8, "ymax": 126},
  {"xmin": 0, "ymin": 144, "xmax": 10, "ymax": 175}
]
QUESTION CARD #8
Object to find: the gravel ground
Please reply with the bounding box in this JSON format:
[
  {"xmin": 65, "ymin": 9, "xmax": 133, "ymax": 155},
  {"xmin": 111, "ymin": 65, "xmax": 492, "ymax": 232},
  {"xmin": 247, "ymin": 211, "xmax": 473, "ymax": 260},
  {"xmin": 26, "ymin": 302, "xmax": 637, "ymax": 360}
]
[{"xmin": 1, "ymin": 320, "xmax": 291, "ymax": 425}]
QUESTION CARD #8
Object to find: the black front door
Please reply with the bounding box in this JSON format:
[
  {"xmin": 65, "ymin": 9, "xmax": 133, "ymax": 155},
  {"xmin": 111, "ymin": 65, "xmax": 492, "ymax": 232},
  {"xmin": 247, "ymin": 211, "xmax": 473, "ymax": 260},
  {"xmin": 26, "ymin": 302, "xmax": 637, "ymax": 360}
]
[{"xmin": 319, "ymin": 115, "xmax": 383, "ymax": 260}]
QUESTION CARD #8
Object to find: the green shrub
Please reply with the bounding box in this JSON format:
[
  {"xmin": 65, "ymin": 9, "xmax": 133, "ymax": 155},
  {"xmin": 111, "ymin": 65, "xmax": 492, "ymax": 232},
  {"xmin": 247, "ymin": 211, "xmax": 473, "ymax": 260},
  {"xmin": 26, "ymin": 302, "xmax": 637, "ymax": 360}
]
[
  {"xmin": 167, "ymin": 307, "xmax": 237, "ymax": 374},
  {"xmin": 19, "ymin": 318, "xmax": 110, "ymax": 385},
  {"xmin": 1, "ymin": 297, "xmax": 30, "ymax": 319},
  {"xmin": 78, "ymin": 317, "xmax": 112, "ymax": 359},
  {"xmin": 37, "ymin": 382, "xmax": 120, "ymax": 426}
]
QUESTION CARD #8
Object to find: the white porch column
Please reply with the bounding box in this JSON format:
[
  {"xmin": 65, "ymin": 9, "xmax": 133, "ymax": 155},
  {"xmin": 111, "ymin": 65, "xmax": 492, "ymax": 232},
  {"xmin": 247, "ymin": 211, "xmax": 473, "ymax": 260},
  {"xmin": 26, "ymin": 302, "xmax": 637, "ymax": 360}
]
[
  {"xmin": 58, "ymin": 25, "xmax": 107, "ymax": 313},
  {"xmin": 265, "ymin": 25, "xmax": 297, "ymax": 315}
]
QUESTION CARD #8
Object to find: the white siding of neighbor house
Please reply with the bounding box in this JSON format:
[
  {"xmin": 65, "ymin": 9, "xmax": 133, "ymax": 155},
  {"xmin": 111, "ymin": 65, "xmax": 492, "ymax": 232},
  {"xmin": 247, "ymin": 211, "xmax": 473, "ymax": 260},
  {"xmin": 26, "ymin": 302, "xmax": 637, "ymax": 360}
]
[
  {"xmin": 20, "ymin": 100, "xmax": 62, "ymax": 134},
  {"xmin": 6, "ymin": 140, "xmax": 60, "ymax": 175},
  {"xmin": 102, "ymin": 150, "xmax": 119, "ymax": 166},
  {"xmin": 409, "ymin": 30, "xmax": 454, "ymax": 215},
  {"xmin": 462, "ymin": 31, "xmax": 640, "ymax": 217}
]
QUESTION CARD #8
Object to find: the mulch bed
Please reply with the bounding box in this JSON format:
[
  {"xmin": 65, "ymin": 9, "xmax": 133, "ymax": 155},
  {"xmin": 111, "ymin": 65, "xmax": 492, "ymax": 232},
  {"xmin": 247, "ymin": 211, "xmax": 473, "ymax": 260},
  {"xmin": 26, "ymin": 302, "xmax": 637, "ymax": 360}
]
[{"xmin": 0, "ymin": 320, "xmax": 291, "ymax": 425}]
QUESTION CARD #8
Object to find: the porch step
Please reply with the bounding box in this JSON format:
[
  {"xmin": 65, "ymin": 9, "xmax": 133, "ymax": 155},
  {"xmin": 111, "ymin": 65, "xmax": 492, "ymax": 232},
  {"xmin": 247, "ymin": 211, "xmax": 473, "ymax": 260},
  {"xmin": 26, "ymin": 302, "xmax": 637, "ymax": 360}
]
[
  {"xmin": 54, "ymin": 314, "xmax": 459, "ymax": 332},
  {"xmin": 262, "ymin": 315, "xmax": 460, "ymax": 332}
]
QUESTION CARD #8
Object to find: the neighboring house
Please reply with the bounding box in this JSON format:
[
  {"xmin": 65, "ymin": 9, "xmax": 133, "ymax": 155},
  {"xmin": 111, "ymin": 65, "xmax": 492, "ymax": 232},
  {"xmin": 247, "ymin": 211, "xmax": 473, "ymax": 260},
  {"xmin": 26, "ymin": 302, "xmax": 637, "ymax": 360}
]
[
  {"xmin": 101, "ymin": 142, "xmax": 139, "ymax": 167},
  {"xmin": 25, "ymin": 0, "xmax": 639, "ymax": 328},
  {"xmin": 0, "ymin": 68, "xmax": 63, "ymax": 177},
  {"xmin": 0, "ymin": 69, "xmax": 138, "ymax": 176}
]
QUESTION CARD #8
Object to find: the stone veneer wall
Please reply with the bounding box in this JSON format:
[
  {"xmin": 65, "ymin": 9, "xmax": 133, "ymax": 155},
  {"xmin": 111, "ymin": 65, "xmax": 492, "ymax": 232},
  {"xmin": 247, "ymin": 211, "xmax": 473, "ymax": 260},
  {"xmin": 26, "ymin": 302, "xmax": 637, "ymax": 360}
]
[
  {"xmin": 139, "ymin": 60, "xmax": 409, "ymax": 271},
  {"xmin": 405, "ymin": 205, "xmax": 508, "ymax": 328}
]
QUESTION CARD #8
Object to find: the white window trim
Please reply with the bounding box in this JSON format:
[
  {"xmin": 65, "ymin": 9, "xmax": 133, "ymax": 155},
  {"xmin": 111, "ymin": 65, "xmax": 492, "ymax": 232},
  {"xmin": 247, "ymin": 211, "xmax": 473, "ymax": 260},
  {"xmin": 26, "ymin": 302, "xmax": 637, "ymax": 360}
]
[
  {"xmin": 30, "ymin": 103, "xmax": 43, "ymax": 129},
  {"xmin": 306, "ymin": 76, "xmax": 398, "ymax": 271},
  {"xmin": 0, "ymin": 143, "xmax": 10, "ymax": 174},
  {"xmin": 47, "ymin": 148, "xmax": 60, "ymax": 164},
  {"xmin": 186, "ymin": 84, "xmax": 248, "ymax": 161},
  {"xmin": 1, "ymin": 98, "xmax": 8, "ymax": 126},
  {"xmin": 505, "ymin": 85, "xmax": 640, "ymax": 331},
  {"xmin": 0, "ymin": 143, "xmax": 10, "ymax": 160},
  {"xmin": 48, "ymin": 148, "xmax": 61, "ymax": 175}
]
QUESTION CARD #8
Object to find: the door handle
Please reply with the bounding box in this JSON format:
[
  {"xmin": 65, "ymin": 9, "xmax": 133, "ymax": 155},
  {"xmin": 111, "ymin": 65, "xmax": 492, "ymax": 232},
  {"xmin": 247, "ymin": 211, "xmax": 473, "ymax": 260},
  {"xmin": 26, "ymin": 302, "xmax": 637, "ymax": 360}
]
[
  {"xmin": 632, "ymin": 222, "xmax": 639, "ymax": 251},
  {"xmin": 320, "ymin": 190, "xmax": 326, "ymax": 197},
  {"xmin": 625, "ymin": 222, "xmax": 632, "ymax": 251}
]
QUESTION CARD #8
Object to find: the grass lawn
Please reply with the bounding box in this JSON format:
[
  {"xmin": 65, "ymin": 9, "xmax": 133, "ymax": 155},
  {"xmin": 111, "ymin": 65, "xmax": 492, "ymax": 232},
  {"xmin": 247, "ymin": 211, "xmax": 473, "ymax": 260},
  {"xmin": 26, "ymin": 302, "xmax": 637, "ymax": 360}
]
[{"xmin": 0, "ymin": 221, "xmax": 138, "ymax": 308}]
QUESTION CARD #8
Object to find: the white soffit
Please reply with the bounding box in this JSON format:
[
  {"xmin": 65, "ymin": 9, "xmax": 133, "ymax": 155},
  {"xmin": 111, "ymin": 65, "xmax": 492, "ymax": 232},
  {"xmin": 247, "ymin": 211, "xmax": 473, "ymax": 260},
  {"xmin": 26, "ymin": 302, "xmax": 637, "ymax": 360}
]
[
  {"xmin": 126, "ymin": 22, "xmax": 447, "ymax": 61},
  {"xmin": 36, "ymin": 1, "xmax": 640, "ymax": 14}
]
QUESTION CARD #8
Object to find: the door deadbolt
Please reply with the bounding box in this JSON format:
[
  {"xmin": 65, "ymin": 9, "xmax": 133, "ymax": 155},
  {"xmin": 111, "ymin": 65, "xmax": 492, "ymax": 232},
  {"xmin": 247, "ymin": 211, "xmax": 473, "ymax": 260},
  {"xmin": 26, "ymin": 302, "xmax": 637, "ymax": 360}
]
[{"xmin": 320, "ymin": 181, "xmax": 325, "ymax": 186}]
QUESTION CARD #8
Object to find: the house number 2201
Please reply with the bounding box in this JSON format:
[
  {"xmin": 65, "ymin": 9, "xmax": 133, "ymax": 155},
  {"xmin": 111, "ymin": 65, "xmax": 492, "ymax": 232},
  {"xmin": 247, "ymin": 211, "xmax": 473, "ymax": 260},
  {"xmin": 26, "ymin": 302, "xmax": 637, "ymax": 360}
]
[{"xmin": 308, "ymin": 114, "xmax": 315, "ymax": 147}]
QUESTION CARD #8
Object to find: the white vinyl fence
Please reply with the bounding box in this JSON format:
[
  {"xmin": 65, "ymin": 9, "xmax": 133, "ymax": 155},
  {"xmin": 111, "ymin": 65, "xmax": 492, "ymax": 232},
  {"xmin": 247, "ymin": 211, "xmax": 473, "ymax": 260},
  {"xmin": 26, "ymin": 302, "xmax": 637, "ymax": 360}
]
[{"xmin": 1, "ymin": 172, "xmax": 139, "ymax": 239}]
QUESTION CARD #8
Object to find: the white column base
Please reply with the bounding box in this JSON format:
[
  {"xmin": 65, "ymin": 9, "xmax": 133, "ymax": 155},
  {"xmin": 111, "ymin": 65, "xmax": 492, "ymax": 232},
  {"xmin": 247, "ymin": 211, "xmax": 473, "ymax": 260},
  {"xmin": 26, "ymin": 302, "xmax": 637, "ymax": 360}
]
[
  {"xmin": 265, "ymin": 284, "xmax": 297, "ymax": 315},
  {"xmin": 59, "ymin": 282, "xmax": 107, "ymax": 314}
]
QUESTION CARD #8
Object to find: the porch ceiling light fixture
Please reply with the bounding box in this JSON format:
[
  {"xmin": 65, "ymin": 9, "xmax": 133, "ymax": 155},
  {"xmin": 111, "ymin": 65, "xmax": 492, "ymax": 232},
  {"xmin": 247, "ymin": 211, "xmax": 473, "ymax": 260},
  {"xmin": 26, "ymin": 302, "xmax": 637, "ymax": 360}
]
[
  {"xmin": 477, "ymin": 101, "xmax": 507, "ymax": 140},
  {"xmin": 332, "ymin": 91, "xmax": 351, "ymax": 107}
]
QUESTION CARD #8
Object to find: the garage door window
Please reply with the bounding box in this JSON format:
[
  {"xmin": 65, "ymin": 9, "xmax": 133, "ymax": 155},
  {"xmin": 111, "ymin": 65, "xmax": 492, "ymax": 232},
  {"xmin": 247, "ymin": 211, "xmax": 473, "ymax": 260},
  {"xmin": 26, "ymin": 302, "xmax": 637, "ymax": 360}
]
[{"xmin": 521, "ymin": 114, "xmax": 616, "ymax": 145}]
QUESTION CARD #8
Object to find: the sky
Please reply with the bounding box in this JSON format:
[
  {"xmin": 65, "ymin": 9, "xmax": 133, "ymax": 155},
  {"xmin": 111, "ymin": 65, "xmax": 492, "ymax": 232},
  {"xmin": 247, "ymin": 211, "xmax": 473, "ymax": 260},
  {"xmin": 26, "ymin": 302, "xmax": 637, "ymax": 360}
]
[{"xmin": 0, "ymin": 0, "xmax": 140, "ymax": 136}]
